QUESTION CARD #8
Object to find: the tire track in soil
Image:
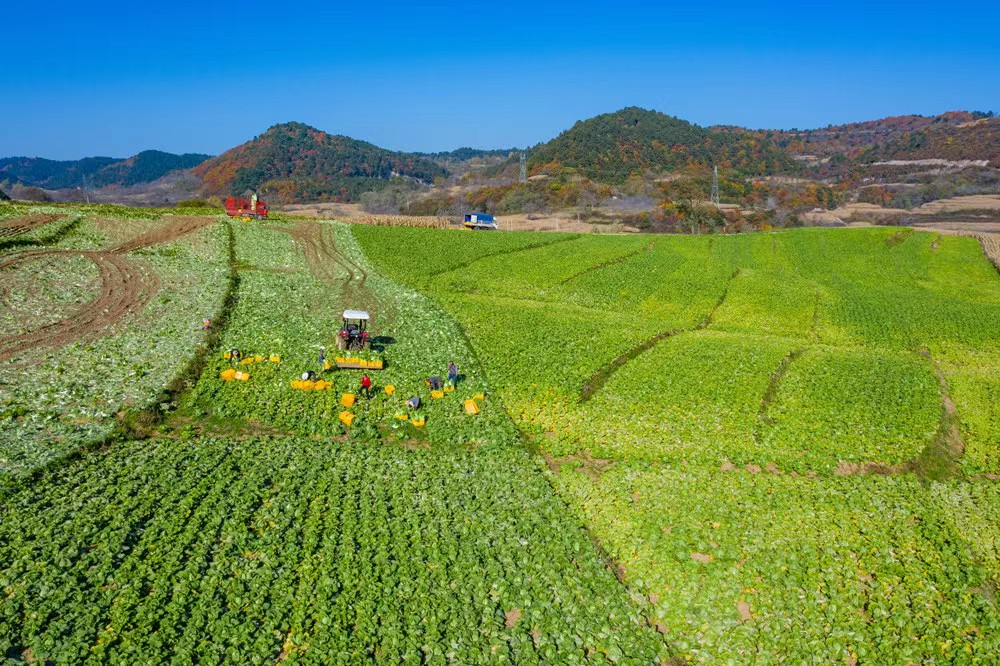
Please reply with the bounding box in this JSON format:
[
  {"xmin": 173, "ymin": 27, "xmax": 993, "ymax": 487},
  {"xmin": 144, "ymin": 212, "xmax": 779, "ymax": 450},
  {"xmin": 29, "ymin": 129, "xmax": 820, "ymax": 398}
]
[
  {"xmin": 271, "ymin": 222, "xmax": 377, "ymax": 316},
  {"xmin": 0, "ymin": 214, "xmax": 66, "ymax": 239},
  {"xmin": 110, "ymin": 216, "xmax": 217, "ymax": 253},
  {"xmin": 0, "ymin": 216, "xmax": 216, "ymax": 362}
]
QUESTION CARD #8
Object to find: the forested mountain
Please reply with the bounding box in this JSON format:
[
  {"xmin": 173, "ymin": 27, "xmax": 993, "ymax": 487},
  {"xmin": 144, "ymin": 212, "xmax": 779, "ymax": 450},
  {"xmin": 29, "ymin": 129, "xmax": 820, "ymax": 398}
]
[
  {"xmin": 764, "ymin": 111, "xmax": 997, "ymax": 161},
  {"xmin": 90, "ymin": 151, "xmax": 212, "ymax": 187},
  {"xmin": 861, "ymin": 116, "xmax": 1000, "ymax": 164},
  {"xmin": 194, "ymin": 122, "xmax": 448, "ymax": 203},
  {"xmin": 0, "ymin": 151, "xmax": 211, "ymax": 189},
  {"xmin": 527, "ymin": 107, "xmax": 797, "ymax": 183}
]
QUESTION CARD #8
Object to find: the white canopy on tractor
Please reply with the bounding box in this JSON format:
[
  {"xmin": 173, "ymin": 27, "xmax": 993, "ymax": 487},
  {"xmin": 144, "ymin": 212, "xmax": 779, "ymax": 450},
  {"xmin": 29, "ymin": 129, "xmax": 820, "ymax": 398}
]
[{"xmin": 342, "ymin": 309, "xmax": 370, "ymax": 320}]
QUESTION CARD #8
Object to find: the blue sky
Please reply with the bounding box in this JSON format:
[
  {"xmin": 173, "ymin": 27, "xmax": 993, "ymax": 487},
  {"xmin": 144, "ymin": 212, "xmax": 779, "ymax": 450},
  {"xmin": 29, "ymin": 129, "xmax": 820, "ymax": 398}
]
[{"xmin": 3, "ymin": 1, "xmax": 998, "ymax": 159}]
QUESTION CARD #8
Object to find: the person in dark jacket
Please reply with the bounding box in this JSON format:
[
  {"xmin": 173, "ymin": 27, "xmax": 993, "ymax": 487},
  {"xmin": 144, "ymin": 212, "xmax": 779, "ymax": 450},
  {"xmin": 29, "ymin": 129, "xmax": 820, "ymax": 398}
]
[{"xmin": 447, "ymin": 360, "xmax": 459, "ymax": 385}]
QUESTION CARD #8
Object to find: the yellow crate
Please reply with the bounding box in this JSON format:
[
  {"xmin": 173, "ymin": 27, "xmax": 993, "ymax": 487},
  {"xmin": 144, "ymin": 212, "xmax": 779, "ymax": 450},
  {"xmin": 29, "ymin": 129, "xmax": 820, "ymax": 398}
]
[
  {"xmin": 384, "ymin": 384, "xmax": 396, "ymax": 395},
  {"xmin": 220, "ymin": 368, "xmax": 237, "ymax": 381},
  {"xmin": 339, "ymin": 411, "xmax": 355, "ymax": 426},
  {"xmin": 464, "ymin": 400, "xmax": 480, "ymax": 415},
  {"xmin": 269, "ymin": 355, "xmax": 281, "ymax": 363},
  {"xmin": 411, "ymin": 418, "xmax": 426, "ymax": 427},
  {"xmin": 430, "ymin": 390, "xmax": 444, "ymax": 399}
]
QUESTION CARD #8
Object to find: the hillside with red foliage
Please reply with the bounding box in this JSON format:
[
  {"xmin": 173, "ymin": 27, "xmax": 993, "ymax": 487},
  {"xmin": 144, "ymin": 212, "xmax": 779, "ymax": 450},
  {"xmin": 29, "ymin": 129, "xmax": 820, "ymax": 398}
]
[{"xmin": 194, "ymin": 122, "xmax": 447, "ymax": 203}]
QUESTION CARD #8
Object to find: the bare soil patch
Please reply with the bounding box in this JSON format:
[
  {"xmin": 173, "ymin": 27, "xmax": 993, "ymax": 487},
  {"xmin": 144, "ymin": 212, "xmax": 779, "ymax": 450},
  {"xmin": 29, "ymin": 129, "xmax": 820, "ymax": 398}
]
[{"xmin": 544, "ymin": 450, "xmax": 614, "ymax": 481}]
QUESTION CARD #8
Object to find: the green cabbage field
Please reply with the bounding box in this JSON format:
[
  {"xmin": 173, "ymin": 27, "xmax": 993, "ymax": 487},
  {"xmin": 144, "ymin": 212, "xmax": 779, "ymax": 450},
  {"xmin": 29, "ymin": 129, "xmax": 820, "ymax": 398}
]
[
  {"xmin": 2, "ymin": 203, "xmax": 999, "ymax": 663},
  {"xmin": 356, "ymin": 224, "xmax": 1000, "ymax": 662}
]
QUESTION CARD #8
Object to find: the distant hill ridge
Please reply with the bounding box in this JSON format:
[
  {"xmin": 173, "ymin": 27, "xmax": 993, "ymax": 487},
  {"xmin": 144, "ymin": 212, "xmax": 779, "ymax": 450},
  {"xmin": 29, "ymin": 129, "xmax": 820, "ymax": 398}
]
[
  {"xmin": 765, "ymin": 110, "xmax": 997, "ymax": 161},
  {"xmin": 0, "ymin": 150, "xmax": 211, "ymax": 189},
  {"xmin": 527, "ymin": 107, "xmax": 798, "ymax": 183},
  {"xmin": 2, "ymin": 108, "xmax": 995, "ymax": 204},
  {"xmin": 193, "ymin": 122, "xmax": 448, "ymax": 203}
]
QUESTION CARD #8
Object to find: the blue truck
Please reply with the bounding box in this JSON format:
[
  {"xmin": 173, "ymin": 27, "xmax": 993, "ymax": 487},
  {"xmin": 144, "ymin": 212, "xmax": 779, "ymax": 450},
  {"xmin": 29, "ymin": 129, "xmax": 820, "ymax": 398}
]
[{"xmin": 463, "ymin": 213, "xmax": 499, "ymax": 230}]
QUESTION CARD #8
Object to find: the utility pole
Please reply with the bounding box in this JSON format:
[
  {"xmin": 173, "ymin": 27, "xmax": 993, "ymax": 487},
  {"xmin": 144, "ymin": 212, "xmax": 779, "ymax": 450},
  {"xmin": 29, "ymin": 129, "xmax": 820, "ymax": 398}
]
[
  {"xmin": 519, "ymin": 152, "xmax": 527, "ymax": 183},
  {"xmin": 711, "ymin": 166, "xmax": 720, "ymax": 207}
]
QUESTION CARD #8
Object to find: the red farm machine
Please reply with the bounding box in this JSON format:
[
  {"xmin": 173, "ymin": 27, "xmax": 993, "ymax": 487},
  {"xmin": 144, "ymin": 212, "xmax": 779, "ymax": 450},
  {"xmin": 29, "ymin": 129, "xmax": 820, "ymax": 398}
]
[{"xmin": 225, "ymin": 192, "xmax": 269, "ymax": 220}]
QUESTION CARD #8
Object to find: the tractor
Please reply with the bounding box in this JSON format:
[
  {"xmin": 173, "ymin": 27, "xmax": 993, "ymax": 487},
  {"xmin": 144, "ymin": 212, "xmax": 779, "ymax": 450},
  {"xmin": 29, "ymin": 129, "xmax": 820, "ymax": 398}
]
[{"xmin": 337, "ymin": 310, "xmax": 371, "ymax": 351}]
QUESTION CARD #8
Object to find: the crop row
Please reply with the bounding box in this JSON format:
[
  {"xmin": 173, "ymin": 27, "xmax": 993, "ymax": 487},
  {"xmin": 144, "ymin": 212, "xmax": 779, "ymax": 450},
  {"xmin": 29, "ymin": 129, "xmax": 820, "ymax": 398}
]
[
  {"xmin": 429, "ymin": 234, "xmax": 650, "ymax": 298},
  {"xmin": 0, "ymin": 435, "xmax": 665, "ymax": 664},
  {"xmin": 351, "ymin": 224, "xmax": 576, "ymax": 288},
  {"xmin": 0, "ymin": 253, "xmax": 101, "ymax": 336},
  {"xmin": 357, "ymin": 226, "xmax": 1000, "ymax": 473},
  {"xmin": 185, "ymin": 222, "xmax": 520, "ymax": 447}
]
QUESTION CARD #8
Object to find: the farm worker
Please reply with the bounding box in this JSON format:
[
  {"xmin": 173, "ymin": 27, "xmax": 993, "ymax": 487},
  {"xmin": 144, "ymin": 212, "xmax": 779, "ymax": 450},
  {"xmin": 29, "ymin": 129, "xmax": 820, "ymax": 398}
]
[
  {"xmin": 360, "ymin": 374, "xmax": 373, "ymax": 399},
  {"xmin": 447, "ymin": 361, "xmax": 459, "ymax": 385},
  {"xmin": 318, "ymin": 348, "xmax": 326, "ymax": 371},
  {"xmin": 428, "ymin": 375, "xmax": 443, "ymax": 391},
  {"xmin": 230, "ymin": 349, "xmax": 242, "ymax": 365},
  {"xmin": 301, "ymin": 370, "xmax": 317, "ymax": 381},
  {"xmin": 202, "ymin": 318, "xmax": 212, "ymax": 331},
  {"xmin": 406, "ymin": 396, "xmax": 421, "ymax": 411}
]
